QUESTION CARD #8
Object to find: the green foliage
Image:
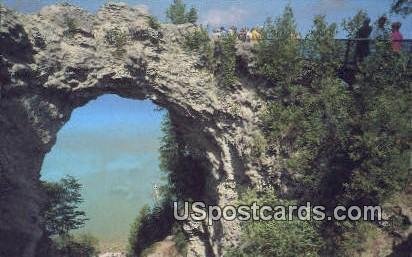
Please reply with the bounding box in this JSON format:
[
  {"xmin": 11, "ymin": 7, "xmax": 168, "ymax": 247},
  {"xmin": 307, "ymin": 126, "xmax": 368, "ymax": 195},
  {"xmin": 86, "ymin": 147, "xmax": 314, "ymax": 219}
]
[
  {"xmin": 159, "ymin": 113, "xmax": 207, "ymax": 200},
  {"xmin": 225, "ymin": 189, "xmax": 323, "ymax": 257},
  {"xmin": 147, "ymin": 15, "xmax": 161, "ymax": 30},
  {"xmin": 336, "ymin": 221, "xmax": 380, "ymax": 257},
  {"xmin": 391, "ymin": 0, "xmax": 412, "ymax": 17},
  {"xmin": 127, "ymin": 202, "xmax": 175, "ymax": 257},
  {"xmin": 104, "ymin": 28, "xmax": 128, "ymax": 56},
  {"xmin": 341, "ymin": 10, "xmax": 369, "ymax": 39},
  {"xmin": 261, "ymin": 4, "xmax": 410, "ymax": 207},
  {"xmin": 304, "ymin": 15, "xmax": 343, "ymax": 75},
  {"xmin": 166, "ymin": 0, "xmax": 198, "ymax": 24},
  {"xmin": 184, "ymin": 26, "xmax": 211, "ymax": 51},
  {"xmin": 55, "ymin": 234, "xmax": 99, "ymax": 257},
  {"xmin": 183, "ymin": 26, "xmax": 214, "ymax": 68},
  {"xmin": 41, "ymin": 176, "xmax": 88, "ymax": 236},
  {"xmin": 255, "ymin": 5, "xmax": 302, "ymax": 85},
  {"xmin": 344, "ymin": 42, "xmax": 411, "ymax": 205},
  {"xmin": 186, "ymin": 7, "xmax": 198, "ymax": 24},
  {"xmin": 259, "ymin": 7, "xmax": 411, "ymax": 255},
  {"xmin": 172, "ymin": 224, "xmax": 188, "ymax": 256},
  {"xmin": 166, "ymin": 0, "xmax": 186, "ymax": 24},
  {"xmin": 128, "ymin": 113, "xmax": 199, "ymax": 256},
  {"xmin": 250, "ymin": 132, "xmax": 267, "ymax": 158},
  {"xmin": 62, "ymin": 16, "xmax": 77, "ymax": 38},
  {"xmin": 217, "ymin": 33, "xmax": 238, "ymax": 87},
  {"xmin": 263, "ymin": 77, "xmax": 355, "ymax": 202}
]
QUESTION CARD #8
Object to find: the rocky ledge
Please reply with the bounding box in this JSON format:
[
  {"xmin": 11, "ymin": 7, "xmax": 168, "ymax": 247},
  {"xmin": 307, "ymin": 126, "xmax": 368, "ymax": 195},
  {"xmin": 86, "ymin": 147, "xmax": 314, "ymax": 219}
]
[{"xmin": 0, "ymin": 3, "xmax": 269, "ymax": 257}]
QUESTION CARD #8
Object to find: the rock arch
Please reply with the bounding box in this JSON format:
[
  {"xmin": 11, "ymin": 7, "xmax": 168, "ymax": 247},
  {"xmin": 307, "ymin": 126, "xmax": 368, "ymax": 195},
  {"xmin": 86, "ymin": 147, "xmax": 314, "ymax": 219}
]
[{"xmin": 0, "ymin": 3, "xmax": 264, "ymax": 257}]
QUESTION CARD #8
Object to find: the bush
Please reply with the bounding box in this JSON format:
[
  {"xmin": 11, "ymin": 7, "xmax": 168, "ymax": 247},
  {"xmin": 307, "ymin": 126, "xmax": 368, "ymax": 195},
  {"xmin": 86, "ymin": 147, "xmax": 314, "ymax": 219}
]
[
  {"xmin": 62, "ymin": 16, "xmax": 77, "ymax": 38},
  {"xmin": 183, "ymin": 26, "xmax": 213, "ymax": 68},
  {"xmin": 225, "ymin": 189, "xmax": 324, "ymax": 257},
  {"xmin": 172, "ymin": 224, "xmax": 188, "ymax": 256},
  {"xmin": 250, "ymin": 132, "xmax": 267, "ymax": 158},
  {"xmin": 184, "ymin": 27, "xmax": 210, "ymax": 51},
  {"xmin": 55, "ymin": 234, "xmax": 100, "ymax": 257},
  {"xmin": 105, "ymin": 28, "xmax": 128, "ymax": 56},
  {"xmin": 303, "ymin": 15, "xmax": 343, "ymax": 76},
  {"xmin": 336, "ymin": 221, "xmax": 380, "ymax": 257},
  {"xmin": 127, "ymin": 202, "xmax": 175, "ymax": 257},
  {"xmin": 147, "ymin": 15, "xmax": 161, "ymax": 30},
  {"xmin": 217, "ymin": 33, "xmax": 238, "ymax": 87}
]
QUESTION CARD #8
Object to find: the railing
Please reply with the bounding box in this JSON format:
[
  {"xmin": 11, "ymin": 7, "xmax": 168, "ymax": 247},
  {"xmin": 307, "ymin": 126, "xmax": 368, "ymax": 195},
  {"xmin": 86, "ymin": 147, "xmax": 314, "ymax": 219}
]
[
  {"xmin": 333, "ymin": 39, "xmax": 412, "ymax": 66},
  {"xmin": 234, "ymin": 36, "xmax": 412, "ymax": 66}
]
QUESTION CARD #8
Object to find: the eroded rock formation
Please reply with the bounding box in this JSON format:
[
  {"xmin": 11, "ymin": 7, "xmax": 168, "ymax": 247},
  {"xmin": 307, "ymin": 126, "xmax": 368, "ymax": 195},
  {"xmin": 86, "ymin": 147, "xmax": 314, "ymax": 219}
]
[{"xmin": 0, "ymin": 3, "xmax": 267, "ymax": 257}]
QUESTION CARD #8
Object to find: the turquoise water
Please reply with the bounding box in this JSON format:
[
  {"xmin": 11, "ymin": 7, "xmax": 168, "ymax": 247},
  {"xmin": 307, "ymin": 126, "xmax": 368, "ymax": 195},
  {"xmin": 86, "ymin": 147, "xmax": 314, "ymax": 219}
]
[{"xmin": 40, "ymin": 94, "xmax": 166, "ymax": 250}]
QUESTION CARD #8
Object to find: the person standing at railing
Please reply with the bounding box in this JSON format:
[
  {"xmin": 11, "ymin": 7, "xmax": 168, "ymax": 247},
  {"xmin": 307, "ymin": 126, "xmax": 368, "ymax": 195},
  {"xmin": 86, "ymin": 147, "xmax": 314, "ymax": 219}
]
[
  {"xmin": 355, "ymin": 18, "xmax": 372, "ymax": 63},
  {"xmin": 391, "ymin": 22, "xmax": 403, "ymax": 53},
  {"xmin": 251, "ymin": 27, "xmax": 262, "ymax": 43},
  {"xmin": 371, "ymin": 16, "xmax": 388, "ymax": 40}
]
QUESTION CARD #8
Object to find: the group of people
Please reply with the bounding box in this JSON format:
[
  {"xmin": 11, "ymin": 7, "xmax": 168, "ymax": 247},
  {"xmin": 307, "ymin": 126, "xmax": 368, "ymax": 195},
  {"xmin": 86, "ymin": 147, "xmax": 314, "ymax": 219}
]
[
  {"xmin": 355, "ymin": 16, "xmax": 405, "ymax": 62},
  {"xmin": 208, "ymin": 15, "xmax": 406, "ymax": 64},
  {"xmin": 211, "ymin": 26, "xmax": 263, "ymax": 43}
]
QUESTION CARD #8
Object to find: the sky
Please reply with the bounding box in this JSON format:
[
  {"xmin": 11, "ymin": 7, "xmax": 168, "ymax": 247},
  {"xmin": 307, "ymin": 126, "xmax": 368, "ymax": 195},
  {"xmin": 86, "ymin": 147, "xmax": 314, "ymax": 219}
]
[
  {"xmin": 2, "ymin": 0, "xmax": 412, "ymax": 38},
  {"xmin": 41, "ymin": 95, "xmax": 166, "ymax": 250}
]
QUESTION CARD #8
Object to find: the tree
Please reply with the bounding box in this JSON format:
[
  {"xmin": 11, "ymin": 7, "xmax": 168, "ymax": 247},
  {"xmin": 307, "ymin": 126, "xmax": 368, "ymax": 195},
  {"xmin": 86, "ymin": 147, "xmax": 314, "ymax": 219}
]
[
  {"xmin": 304, "ymin": 15, "xmax": 342, "ymax": 75},
  {"xmin": 166, "ymin": 0, "xmax": 187, "ymax": 24},
  {"xmin": 391, "ymin": 0, "xmax": 412, "ymax": 17},
  {"xmin": 341, "ymin": 10, "xmax": 369, "ymax": 39},
  {"xmin": 186, "ymin": 7, "xmax": 198, "ymax": 24},
  {"xmin": 166, "ymin": 0, "xmax": 198, "ymax": 24},
  {"xmin": 41, "ymin": 176, "xmax": 88, "ymax": 236},
  {"xmin": 255, "ymin": 5, "xmax": 302, "ymax": 86}
]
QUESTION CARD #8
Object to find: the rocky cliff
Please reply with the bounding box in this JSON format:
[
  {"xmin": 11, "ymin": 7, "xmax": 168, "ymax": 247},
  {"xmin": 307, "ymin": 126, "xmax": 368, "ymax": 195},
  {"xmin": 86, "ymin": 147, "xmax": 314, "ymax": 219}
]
[{"xmin": 0, "ymin": 3, "xmax": 268, "ymax": 257}]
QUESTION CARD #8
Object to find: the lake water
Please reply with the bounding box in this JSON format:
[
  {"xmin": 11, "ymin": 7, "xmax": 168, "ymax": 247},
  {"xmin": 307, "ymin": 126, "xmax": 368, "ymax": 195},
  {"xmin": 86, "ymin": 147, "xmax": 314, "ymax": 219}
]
[{"xmin": 40, "ymin": 94, "xmax": 166, "ymax": 251}]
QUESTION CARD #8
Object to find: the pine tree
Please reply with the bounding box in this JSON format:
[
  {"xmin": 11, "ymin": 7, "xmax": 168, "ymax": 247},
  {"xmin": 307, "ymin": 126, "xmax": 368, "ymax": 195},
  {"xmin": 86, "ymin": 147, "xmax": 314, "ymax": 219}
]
[
  {"xmin": 186, "ymin": 7, "xmax": 198, "ymax": 24},
  {"xmin": 166, "ymin": 0, "xmax": 187, "ymax": 24}
]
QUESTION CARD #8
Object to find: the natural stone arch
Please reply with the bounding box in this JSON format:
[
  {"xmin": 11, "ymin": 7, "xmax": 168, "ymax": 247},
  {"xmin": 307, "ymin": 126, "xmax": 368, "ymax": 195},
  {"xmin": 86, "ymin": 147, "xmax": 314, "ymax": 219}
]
[{"xmin": 0, "ymin": 3, "xmax": 265, "ymax": 257}]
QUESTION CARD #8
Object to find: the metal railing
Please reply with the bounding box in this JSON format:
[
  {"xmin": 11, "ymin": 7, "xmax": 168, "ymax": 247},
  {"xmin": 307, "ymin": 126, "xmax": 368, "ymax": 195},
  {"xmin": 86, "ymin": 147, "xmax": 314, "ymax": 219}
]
[{"xmin": 333, "ymin": 39, "xmax": 412, "ymax": 66}]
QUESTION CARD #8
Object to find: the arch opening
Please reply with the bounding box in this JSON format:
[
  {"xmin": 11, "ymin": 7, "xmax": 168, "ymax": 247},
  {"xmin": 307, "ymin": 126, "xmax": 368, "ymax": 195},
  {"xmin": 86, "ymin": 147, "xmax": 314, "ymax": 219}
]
[{"xmin": 40, "ymin": 94, "xmax": 167, "ymax": 252}]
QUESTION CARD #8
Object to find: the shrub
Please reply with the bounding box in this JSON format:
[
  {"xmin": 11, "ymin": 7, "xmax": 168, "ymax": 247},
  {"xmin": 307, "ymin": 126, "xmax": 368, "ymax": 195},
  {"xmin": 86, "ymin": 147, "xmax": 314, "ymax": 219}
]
[
  {"xmin": 147, "ymin": 15, "xmax": 161, "ymax": 30},
  {"xmin": 250, "ymin": 132, "xmax": 267, "ymax": 158},
  {"xmin": 172, "ymin": 224, "xmax": 188, "ymax": 256},
  {"xmin": 217, "ymin": 33, "xmax": 238, "ymax": 87},
  {"xmin": 184, "ymin": 27, "xmax": 210, "ymax": 51},
  {"xmin": 336, "ymin": 221, "xmax": 381, "ymax": 257},
  {"xmin": 127, "ymin": 202, "xmax": 174, "ymax": 257},
  {"xmin": 105, "ymin": 28, "xmax": 128, "ymax": 56},
  {"xmin": 183, "ymin": 26, "xmax": 213, "ymax": 68},
  {"xmin": 62, "ymin": 16, "xmax": 77, "ymax": 38},
  {"xmin": 55, "ymin": 234, "xmax": 100, "ymax": 257},
  {"xmin": 225, "ymin": 189, "xmax": 323, "ymax": 257}
]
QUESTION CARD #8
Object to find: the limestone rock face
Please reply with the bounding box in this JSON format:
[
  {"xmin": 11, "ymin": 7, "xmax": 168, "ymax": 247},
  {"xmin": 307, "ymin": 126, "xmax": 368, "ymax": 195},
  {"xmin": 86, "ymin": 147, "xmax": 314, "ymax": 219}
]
[{"xmin": 0, "ymin": 3, "xmax": 266, "ymax": 257}]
